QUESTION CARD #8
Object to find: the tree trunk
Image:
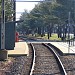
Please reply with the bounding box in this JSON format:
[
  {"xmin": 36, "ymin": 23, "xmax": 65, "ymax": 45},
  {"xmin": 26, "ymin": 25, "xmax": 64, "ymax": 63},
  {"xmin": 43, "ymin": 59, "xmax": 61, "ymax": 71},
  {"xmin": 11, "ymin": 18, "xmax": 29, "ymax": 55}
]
[
  {"xmin": 37, "ymin": 27, "xmax": 41, "ymax": 35},
  {"xmin": 57, "ymin": 25, "xmax": 62, "ymax": 38},
  {"xmin": 72, "ymin": 26, "xmax": 75, "ymax": 39},
  {"xmin": 48, "ymin": 32, "xmax": 49, "ymax": 39},
  {"xmin": 47, "ymin": 26, "xmax": 50, "ymax": 39},
  {"xmin": 41, "ymin": 27, "xmax": 45, "ymax": 37}
]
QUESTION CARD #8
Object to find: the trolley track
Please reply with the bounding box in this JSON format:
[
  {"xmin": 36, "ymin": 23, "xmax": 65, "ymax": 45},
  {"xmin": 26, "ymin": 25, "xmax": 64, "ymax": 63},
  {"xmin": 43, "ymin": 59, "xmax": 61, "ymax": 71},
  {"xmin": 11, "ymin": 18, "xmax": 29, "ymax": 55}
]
[
  {"xmin": 29, "ymin": 43, "xmax": 67, "ymax": 75},
  {"xmin": 29, "ymin": 43, "xmax": 36, "ymax": 75}
]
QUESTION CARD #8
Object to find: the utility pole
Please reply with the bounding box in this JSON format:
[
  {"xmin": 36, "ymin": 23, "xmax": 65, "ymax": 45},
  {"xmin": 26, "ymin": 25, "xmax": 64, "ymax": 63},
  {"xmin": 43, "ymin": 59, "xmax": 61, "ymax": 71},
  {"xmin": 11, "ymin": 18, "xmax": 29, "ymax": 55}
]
[
  {"xmin": 1, "ymin": 0, "xmax": 5, "ymax": 50},
  {"xmin": 13, "ymin": 0, "xmax": 16, "ymax": 47},
  {"xmin": 74, "ymin": 0, "xmax": 75, "ymax": 38},
  {"xmin": 13, "ymin": 0, "xmax": 16, "ymax": 21},
  {"xmin": 68, "ymin": 12, "xmax": 70, "ymax": 39},
  {"xmin": 68, "ymin": 11, "xmax": 71, "ymax": 53}
]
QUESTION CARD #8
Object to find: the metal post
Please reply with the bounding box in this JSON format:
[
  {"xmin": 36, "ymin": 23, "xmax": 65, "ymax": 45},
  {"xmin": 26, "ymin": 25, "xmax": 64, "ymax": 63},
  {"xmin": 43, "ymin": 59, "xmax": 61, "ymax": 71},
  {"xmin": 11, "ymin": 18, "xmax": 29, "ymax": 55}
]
[
  {"xmin": 13, "ymin": 0, "xmax": 16, "ymax": 21},
  {"xmin": 68, "ymin": 40, "xmax": 70, "ymax": 53},
  {"xmin": 13, "ymin": 0, "xmax": 16, "ymax": 47},
  {"xmin": 68, "ymin": 12, "xmax": 70, "ymax": 40},
  {"xmin": 73, "ymin": 38, "xmax": 74, "ymax": 46},
  {"xmin": 68, "ymin": 12, "xmax": 71, "ymax": 53},
  {"xmin": 1, "ymin": 0, "xmax": 5, "ymax": 49}
]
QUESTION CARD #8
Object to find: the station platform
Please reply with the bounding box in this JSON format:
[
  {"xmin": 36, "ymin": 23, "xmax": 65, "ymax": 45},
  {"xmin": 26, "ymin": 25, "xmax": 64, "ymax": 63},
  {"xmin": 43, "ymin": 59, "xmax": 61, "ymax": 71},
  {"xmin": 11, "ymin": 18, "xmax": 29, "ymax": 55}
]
[
  {"xmin": 50, "ymin": 42, "xmax": 75, "ymax": 54},
  {"xmin": 8, "ymin": 41, "xmax": 29, "ymax": 56}
]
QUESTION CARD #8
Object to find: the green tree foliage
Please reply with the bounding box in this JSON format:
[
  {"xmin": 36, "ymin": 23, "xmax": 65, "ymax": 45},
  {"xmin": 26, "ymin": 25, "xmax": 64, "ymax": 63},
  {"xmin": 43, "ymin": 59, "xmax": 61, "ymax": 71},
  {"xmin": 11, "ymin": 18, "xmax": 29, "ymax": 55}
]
[
  {"xmin": 17, "ymin": 0, "xmax": 75, "ymax": 39},
  {"xmin": 17, "ymin": 10, "xmax": 31, "ymax": 34},
  {"xmin": 17, "ymin": 0, "xmax": 60, "ymax": 36},
  {"xmin": 56, "ymin": 0, "xmax": 75, "ymax": 39},
  {"xmin": 0, "ymin": 0, "xmax": 14, "ymax": 21},
  {"xmin": 0, "ymin": 0, "xmax": 2, "ymax": 17},
  {"xmin": 56, "ymin": 0, "xmax": 75, "ymax": 22}
]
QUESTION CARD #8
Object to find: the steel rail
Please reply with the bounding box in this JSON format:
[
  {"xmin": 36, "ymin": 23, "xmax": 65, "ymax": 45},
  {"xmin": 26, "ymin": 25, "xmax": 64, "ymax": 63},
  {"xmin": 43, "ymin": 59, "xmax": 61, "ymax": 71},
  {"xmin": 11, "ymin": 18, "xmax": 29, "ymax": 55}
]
[
  {"xmin": 43, "ymin": 43, "xmax": 67, "ymax": 75},
  {"xmin": 29, "ymin": 43, "xmax": 36, "ymax": 75}
]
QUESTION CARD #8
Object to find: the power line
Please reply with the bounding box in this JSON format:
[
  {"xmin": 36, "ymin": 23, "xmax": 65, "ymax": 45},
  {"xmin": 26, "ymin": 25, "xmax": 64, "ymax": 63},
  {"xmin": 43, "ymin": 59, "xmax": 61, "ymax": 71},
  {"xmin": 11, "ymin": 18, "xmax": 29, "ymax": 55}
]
[
  {"xmin": 16, "ymin": 12, "xmax": 24, "ymax": 14},
  {"xmin": 15, "ymin": 0, "xmax": 51, "ymax": 2}
]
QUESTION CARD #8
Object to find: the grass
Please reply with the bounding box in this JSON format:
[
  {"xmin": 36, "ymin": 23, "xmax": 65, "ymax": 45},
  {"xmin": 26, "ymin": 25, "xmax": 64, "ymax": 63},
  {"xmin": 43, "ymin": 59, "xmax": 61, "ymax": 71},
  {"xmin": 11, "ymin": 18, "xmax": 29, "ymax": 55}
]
[
  {"xmin": 50, "ymin": 34, "xmax": 61, "ymax": 41},
  {"xmin": 36, "ymin": 33, "xmax": 61, "ymax": 41},
  {"xmin": 25, "ymin": 33, "xmax": 74, "ymax": 41}
]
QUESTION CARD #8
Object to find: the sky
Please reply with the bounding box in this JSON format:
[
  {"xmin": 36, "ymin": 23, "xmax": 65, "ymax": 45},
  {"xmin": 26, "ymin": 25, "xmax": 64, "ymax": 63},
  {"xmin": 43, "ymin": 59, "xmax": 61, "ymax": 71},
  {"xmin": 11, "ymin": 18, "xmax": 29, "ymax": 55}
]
[{"xmin": 16, "ymin": 0, "xmax": 42, "ymax": 20}]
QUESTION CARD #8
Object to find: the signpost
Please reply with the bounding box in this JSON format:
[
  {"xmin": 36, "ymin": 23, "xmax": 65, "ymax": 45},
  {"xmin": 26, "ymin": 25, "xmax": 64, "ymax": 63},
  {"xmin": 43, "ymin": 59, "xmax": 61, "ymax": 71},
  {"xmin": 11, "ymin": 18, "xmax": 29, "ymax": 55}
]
[{"xmin": 1, "ymin": 0, "xmax": 5, "ymax": 50}]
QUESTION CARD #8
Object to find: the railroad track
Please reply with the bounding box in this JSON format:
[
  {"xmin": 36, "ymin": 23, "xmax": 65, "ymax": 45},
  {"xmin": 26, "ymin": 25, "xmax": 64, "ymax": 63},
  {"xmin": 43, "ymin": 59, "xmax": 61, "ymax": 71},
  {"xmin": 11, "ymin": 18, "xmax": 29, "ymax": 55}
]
[
  {"xmin": 29, "ymin": 43, "xmax": 67, "ymax": 75},
  {"xmin": 0, "ymin": 41, "xmax": 74, "ymax": 75}
]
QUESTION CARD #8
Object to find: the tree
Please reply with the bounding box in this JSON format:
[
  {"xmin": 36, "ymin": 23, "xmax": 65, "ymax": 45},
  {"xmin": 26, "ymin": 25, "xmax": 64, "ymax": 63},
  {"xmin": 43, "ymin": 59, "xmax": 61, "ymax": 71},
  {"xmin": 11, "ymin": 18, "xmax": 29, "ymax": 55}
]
[
  {"xmin": 56, "ymin": 0, "xmax": 75, "ymax": 39},
  {"xmin": 0, "ymin": 0, "xmax": 14, "ymax": 22},
  {"xmin": 17, "ymin": 0, "xmax": 75, "ymax": 40},
  {"xmin": 17, "ymin": 0, "xmax": 59, "ymax": 38},
  {"xmin": 38, "ymin": 1, "xmax": 59, "ymax": 38},
  {"xmin": 17, "ymin": 10, "xmax": 31, "ymax": 34}
]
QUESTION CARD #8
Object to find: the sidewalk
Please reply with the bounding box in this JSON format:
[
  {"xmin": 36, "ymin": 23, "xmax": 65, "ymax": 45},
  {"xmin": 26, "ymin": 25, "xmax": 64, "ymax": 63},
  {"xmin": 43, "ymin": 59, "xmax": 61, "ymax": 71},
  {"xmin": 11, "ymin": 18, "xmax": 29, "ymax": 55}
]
[{"xmin": 50, "ymin": 42, "xmax": 75, "ymax": 54}]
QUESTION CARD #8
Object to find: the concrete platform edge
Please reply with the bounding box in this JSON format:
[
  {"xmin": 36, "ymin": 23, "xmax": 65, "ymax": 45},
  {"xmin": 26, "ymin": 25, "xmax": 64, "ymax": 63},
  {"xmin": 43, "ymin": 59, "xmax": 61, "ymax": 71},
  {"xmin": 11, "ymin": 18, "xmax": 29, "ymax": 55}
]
[
  {"xmin": 49, "ymin": 42, "xmax": 75, "ymax": 55},
  {"xmin": 8, "ymin": 42, "xmax": 29, "ymax": 56}
]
